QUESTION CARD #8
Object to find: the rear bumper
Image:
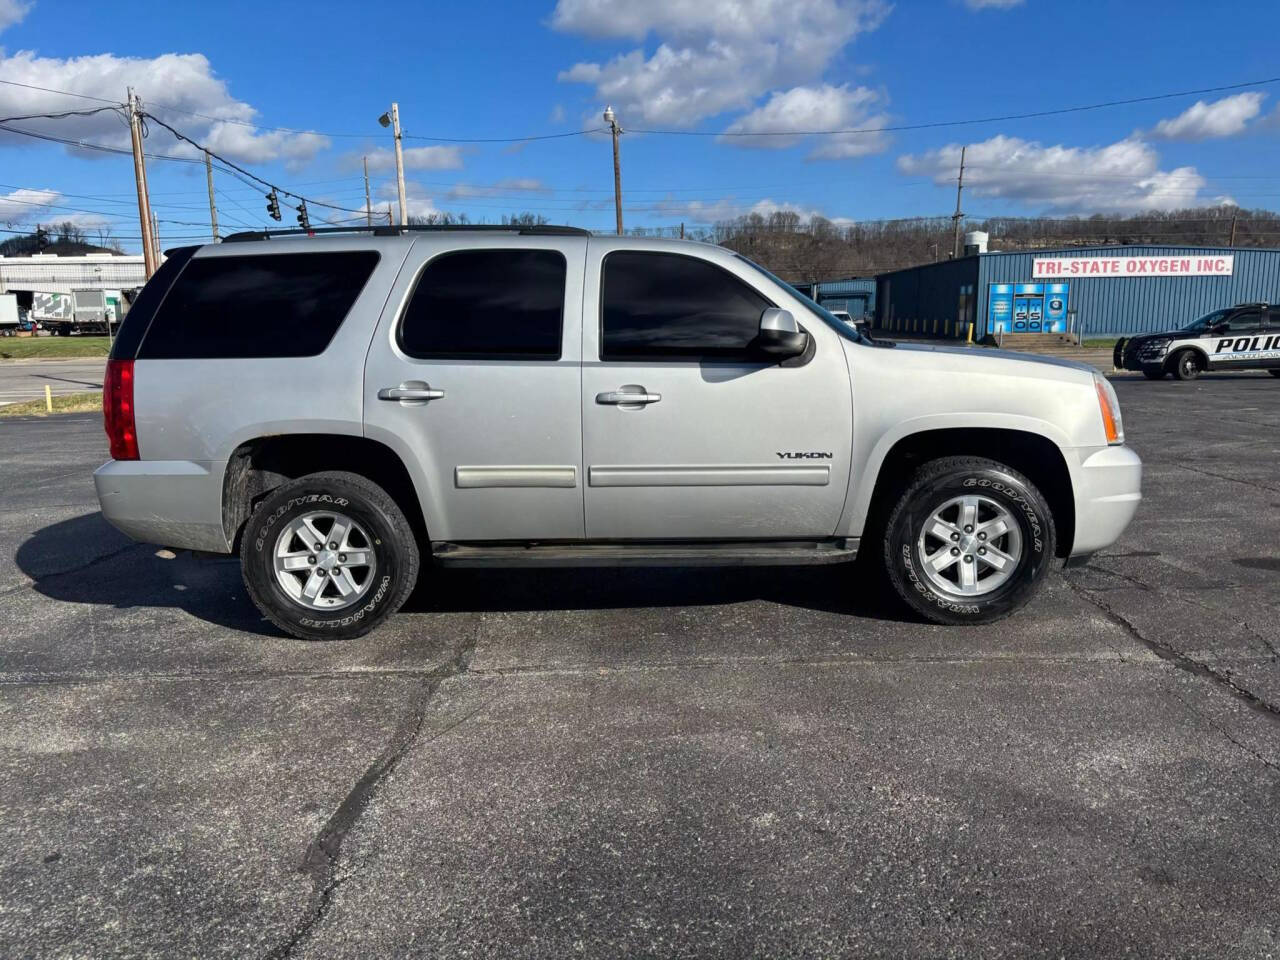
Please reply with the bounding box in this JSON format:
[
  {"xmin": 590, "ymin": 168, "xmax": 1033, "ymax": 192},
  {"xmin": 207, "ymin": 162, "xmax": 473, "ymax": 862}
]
[
  {"xmin": 1069, "ymin": 445, "xmax": 1142, "ymax": 556},
  {"xmin": 93, "ymin": 459, "xmax": 230, "ymax": 553}
]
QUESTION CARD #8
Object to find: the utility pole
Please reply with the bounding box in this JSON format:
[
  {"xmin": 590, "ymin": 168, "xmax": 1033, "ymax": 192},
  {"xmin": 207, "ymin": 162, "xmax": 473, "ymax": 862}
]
[
  {"xmin": 378, "ymin": 104, "xmax": 408, "ymax": 226},
  {"xmin": 127, "ymin": 88, "xmax": 157, "ymax": 278},
  {"xmin": 604, "ymin": 105, "xmax": 623, "ymax": 235},
  {"xmin": 387, "ymin": 204, "xmax": 394, "ymax": 226},
  {"xmin": 363, "ymin": 156, "xmax": 373, "ymax": 227},
  {"xmin": 1229, "ymin": 213, "xmax": 1238, "ymax": 246},
  {"xmin": 150, "ymin": 210, "xmax": 161, "ymax": 265},
  {"xmin": 204, "ymin": 150, "xmax": 219, "ymax": 242},
  {"xmin": 951, "ymin": 145, "xmax": 966, "ymax": 259}
]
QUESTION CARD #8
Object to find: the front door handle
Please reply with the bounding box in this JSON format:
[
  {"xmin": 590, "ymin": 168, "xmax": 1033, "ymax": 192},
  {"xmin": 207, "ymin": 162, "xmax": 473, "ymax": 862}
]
[
  {"xmin": 378, "ymin": 381, "xmax": 445, "ymax": 403},
  {"xmin": 596, "ymin": 388, "xmax": 661, "ymax": 405}
]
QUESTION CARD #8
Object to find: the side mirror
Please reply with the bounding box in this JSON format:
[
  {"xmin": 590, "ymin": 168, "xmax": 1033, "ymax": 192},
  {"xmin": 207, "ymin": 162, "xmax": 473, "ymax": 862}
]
[{"xmin": 751, "ymin": 307, "xmax": 808, "ymax": 360}]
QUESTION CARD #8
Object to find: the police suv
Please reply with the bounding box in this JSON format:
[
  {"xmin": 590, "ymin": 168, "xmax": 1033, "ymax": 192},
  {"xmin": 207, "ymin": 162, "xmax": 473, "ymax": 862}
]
[{"xmin": 1114, "ymin": 303, "xmax": 1280, "ymax": 380}]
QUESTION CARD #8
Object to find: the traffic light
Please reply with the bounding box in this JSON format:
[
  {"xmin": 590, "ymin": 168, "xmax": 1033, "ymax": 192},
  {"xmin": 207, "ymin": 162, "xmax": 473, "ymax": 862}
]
[
  {"xmin": 265, "ymin": 189, "xmax": 281, "ymax": 221},
  {"xmin": 296, "ymin": 201, "xmax": 310, "ymax": 230},
  {"xmin": 35, "ymin": 225, "xmax": 49, "ymax": 249}
]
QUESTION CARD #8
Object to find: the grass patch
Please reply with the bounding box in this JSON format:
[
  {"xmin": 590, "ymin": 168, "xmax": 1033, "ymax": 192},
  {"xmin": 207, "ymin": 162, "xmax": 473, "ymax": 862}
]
[
  {"xmin": 0, "ymin": 391, "xmax": 102, "ymax": 417},
  {"xmin": 0, "ymin": 336, "xmax": 111, "ymax": 360}
]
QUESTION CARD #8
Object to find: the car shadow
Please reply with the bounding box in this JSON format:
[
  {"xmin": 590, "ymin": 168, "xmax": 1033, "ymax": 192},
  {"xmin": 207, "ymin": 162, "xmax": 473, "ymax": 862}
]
[
  {"xmin": 15, "ymin": 512, "xmax": 915, "ymax": 632},
  {"xmin": 14, "ymin": 512, "xmax": 278, "ymax": 636}
]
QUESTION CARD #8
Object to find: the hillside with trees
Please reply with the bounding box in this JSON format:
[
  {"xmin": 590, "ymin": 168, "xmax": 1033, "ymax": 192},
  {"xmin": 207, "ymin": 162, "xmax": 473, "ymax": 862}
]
[
  {"xmin": 0, "ymin": 222, "xmax": 122, "ymax": 257},
  {"xmin": 692, "ymin": 206, "xmax": 1280, "ymax": 286}
]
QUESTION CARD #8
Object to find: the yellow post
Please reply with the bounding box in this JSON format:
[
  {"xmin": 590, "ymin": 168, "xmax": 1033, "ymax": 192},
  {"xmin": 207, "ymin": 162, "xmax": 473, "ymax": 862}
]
[
  {"xmin": 967, "ymin": 322, "xmax": 975, "ymax": 344},
  {"xmin": 44, "ymin": 384, "xmax": 53, "ymax": 413}
]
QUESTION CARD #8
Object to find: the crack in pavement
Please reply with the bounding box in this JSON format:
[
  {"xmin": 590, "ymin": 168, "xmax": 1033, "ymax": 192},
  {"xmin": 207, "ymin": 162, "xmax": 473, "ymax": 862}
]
[
  {"xmin": 1174, "ymin": 461, "xmax": 1280, "ymax": 495},
  {"xmin": 1062, "ymin": 573, "xmax": 1280, "ymax": 725},
  {"xmin": 263, "ymin": 619, "xmax": 482, "ymax": 960},
  {"xmin": 1086, "ymin": 561, "xmax": 1280, "ymax": 663},
  {"xmin": 0, "ymin": 541, "xmax": 148, "ymax": 601}
]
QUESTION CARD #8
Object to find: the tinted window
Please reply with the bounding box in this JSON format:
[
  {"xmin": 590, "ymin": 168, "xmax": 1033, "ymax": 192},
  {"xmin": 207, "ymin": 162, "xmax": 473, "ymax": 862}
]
[
  {"xmin": 398, "ymin": 249, "xmax": 565, "ymax": 360},
  {"xmin": 1222, "ymin": 309, "xmax": 1263, "ymax": 333},
  {"xmin": 138, "ymin": 251, "xmax": 379, "ymax": 359},
  {"xmin": 601, "ymin": 251, "xmax": 772, "ymax": 361},
  {"xmin": 109, "ymin": 245, "xmax": 197, "ymax": 360}
]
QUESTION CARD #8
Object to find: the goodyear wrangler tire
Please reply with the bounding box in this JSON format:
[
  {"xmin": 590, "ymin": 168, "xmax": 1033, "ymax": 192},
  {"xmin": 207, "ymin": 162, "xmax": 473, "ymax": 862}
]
[
  {"xmin": 883, "ymin": 457, "xmax": 1056, "ymax": 626},
  {"xmin": 240, "ymin": 471, "xmax": 419, "ymax": 641}
]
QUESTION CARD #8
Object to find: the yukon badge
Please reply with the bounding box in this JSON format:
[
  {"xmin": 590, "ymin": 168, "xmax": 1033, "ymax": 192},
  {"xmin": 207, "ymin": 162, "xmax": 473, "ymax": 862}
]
[{"xmin": 777, "ymin": 451, "xmax": 834, "ymax": 459}]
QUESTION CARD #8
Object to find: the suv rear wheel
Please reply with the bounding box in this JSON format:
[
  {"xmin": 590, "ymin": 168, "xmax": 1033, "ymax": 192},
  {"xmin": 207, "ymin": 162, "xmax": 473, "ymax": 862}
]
[
  {"xmin": 882, "ymin": 457, "xmax": 1056, "ymax": 625},
  {"xmin": 240, "ymin": 471, "xmax": 420, "ymax": 641}
]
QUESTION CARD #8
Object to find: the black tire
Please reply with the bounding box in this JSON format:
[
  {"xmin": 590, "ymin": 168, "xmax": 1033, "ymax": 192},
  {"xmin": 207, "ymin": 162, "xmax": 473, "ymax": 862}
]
[
  {"xmin": 240, "ymin": 471, "xmax": 420, "ymax": 641},
  {"xmin": 1171, "ymin": 349, "xmax": 1201, "ymax": 381},
  {"xmin": 1142, "ymin": 368, "xmax": 1165, "ymax": 380},
  {"xmin": 882, "ymin": 457, "xmax": 1057, "ymax": 626},
  {"xmin": 1269, "ymin": 369, "xmax": 1280, "ymax": 378}
]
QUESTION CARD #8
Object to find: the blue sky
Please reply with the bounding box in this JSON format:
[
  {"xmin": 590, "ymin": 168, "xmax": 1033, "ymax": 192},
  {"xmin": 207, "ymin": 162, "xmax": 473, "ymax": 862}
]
[{"xmin": 2, "ymin": 0, "xmax": 1279, "ymax": 252}]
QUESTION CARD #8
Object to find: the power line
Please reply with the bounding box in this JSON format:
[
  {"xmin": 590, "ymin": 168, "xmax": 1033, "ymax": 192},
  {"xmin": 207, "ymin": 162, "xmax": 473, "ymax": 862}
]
[
  {"xmin": 140, "ymin": 111, "xmax": 369, "ymax": 215},
  {"xmin": 630, "ymin": 76, "xmax": 1280, "ymax": 137},
  {"xmin": 402, "ymin": 127, "xmax": 607, "ymax": 143}
]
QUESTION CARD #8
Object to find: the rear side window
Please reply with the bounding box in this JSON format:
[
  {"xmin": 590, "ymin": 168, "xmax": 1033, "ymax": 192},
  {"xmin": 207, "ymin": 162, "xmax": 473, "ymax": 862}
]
[
  {"xmin": 138, "ymin": 251, "xmax": 379, "ymax": 359},
  {"xmin": 601, "ymin": 251, "xmax": 772, "ymax": 361},
  {"xmin": 397, "ymin": 249, "xmax": 566, "ymax": 360},
  {"xmin": 108, "ymin": 245, "xmax": 197, "ymax": 360}
]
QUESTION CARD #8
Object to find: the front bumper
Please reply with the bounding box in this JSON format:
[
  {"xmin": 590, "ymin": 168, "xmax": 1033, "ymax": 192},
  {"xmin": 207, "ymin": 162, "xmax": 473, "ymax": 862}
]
[
  {"xmin": 93, "ymin": 459, "xmax": 230, "ymax": 554},
  {"xmin": 1070, "ymin": 444, "xmax": 1142, "ymax": 555}
]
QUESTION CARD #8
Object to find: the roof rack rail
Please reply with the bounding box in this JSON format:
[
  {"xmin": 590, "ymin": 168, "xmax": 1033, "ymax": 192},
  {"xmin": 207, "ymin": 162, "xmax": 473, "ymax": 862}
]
[{"xmin": 221, "ymin": 224, "xmax": 592, "ymax": 243}]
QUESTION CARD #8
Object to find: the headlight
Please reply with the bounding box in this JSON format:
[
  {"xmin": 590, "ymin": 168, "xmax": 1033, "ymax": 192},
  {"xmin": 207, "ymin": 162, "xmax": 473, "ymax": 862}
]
[
  {"xmin": 1137, "ymin": 337, "xmax": 1170, "ymax": 358},
  {"xmin": 1093, "ymin": 372, "xmax": 1124, "ymax": 445}
]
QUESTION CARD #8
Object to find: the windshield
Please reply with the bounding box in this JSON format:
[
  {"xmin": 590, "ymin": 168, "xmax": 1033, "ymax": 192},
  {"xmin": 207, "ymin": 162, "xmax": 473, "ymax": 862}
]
[
  {"xmin": 733, "ymin": 254, "xmax": 868, "ymax": 344},
  {"xmin": 1180, "ymin": 308, "xmax": 1231, "ymax": 334}
]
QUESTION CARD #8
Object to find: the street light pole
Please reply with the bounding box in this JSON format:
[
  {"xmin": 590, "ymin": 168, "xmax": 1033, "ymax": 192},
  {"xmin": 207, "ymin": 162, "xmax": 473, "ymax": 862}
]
[
  {"xmin": 604, "ymin": 105, "xmax": 623, "ymax": 235},
  {"xmin": 378, "ymin": 103, "xmax": 408, "ymax": 226}
]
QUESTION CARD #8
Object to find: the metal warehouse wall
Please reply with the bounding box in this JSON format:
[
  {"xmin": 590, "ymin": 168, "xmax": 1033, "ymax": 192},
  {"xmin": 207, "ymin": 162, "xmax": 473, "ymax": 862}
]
[
  {"xmin": 976, "ymin": 246, "xmax": 1280, "ymax": 337},
  {"xmin": 815, "ymin": 277, "xmax": 876, "ymax": 305},
  {"xmin": 875, "ymin": 257, "xmax": 980, "ymax": 335}
]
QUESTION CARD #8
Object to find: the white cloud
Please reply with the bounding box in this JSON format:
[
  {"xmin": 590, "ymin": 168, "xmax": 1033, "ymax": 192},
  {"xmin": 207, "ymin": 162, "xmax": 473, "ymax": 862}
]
[
  {"xmin": 549, "ymin": 103, "xmax": 566, "ymax": 124},
  {"xmin": 652, "ymin": 195, "xmax": 852, "ymax": 225},
  {"xmin": 0, "ymin": 49, "xmax": 329, "ymax": 167},
  {"xmin": 377, "ymin": 180, "xmax": 440, "ymax": 220},
  {"xmin": 0, "ymin": 186, "xmax": 58, "ymax": 223},
  {"xmin": 1149, "ymin": 92, "xmax": 1264, "ymax": 141},
  {"xmin": 0, "ymin": 0, "xmax": 31, "ymax": 32},
  {"xmin": 897, "ymin": 135, "xmax": 1207, "ymax": 213},
  {"xmin": 446, "ymin": 178, "xmax": 550, "ymax": 200},
  {"xmin": 721, "ymin": 83, "xmax": 889, "ymax": 158},
  {"xmin": 357, "ymin": 145, "xmax": 464, "ymax": 173},
  {"xmin": 964, "ymin": 0, "xmax": 1023, "ymax": 9},
  {"xmin": 552, "ymin": 0, "xmax": 889, "ymax": 127}
]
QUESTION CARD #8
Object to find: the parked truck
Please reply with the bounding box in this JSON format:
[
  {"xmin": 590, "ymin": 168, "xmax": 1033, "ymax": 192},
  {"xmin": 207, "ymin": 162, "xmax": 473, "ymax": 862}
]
[{"xmin": 32, "ymin": 288, "xmax": 122, "ymax": 336}]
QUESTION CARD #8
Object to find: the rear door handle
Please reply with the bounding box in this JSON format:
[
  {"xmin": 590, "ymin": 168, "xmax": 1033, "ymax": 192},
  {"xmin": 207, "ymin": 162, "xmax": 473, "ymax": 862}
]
[
  {"xmin": 378, "ymin": 381, "xmax": 445, "ymax": 402},
  {"xmin": 596, "ymin": 389, "xmax": 661, "ymax": 405}
]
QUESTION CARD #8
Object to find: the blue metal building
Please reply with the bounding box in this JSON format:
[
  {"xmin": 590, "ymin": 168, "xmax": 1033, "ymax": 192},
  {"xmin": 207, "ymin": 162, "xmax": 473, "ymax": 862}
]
[
  {"xmin": 875, "ymin": 245, "xmax": 1280, "ymax": 339},
  {"xmin": 813, "ymin": 277, "xmax": 876, "ymax": 318}
]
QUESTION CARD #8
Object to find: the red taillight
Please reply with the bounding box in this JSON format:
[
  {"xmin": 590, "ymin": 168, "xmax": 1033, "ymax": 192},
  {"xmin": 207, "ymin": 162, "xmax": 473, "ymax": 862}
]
[{"xmin": 103, "ymin": 359, "xmax": 139, "ymax": 460}]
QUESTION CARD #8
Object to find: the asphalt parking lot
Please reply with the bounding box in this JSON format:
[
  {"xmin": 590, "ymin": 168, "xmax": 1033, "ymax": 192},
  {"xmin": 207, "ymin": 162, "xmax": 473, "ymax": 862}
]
[{"xmin": 1, "ymin": 373, "xmax": 1277, "ymax": 958}]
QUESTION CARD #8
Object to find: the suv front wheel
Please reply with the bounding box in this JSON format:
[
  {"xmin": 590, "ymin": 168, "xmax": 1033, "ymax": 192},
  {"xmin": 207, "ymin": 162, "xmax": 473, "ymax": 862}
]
[
  {"xmin": 240, "ymin": 471, "xmax": 420, "ymax": 641},
  {"xmin": 883, "ymin": 457, "xmax": 1056, "ymax": 625}
]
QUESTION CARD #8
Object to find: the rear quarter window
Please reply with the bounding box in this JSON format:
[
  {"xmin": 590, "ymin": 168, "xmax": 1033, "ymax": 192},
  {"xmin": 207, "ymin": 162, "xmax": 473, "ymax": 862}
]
[{"xmin": 137, "ymin": 250, "xmax": 380, "ymax": 359}]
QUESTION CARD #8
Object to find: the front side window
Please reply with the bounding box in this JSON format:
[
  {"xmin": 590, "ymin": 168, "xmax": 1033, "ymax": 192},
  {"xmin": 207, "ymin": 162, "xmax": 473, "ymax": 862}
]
[
  {"xmin": 398, "ymin": 249, "xmax": 566, "ymax": 360},
  {"xmin": 601, "ymin": 251, "xmax": 772, "ymax": 361},
  {"xmin": 138, "ymin": 251, "xmax": 379, "ymax": 359},
  {"xmin": 1222, "ymin": 309, "xmax": 1263, "ymax": 333}
]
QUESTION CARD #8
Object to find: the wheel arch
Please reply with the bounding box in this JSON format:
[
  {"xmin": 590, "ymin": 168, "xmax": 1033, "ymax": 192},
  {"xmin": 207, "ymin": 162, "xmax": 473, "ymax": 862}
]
[
  {"xmin": 853, "ymin": 425, "xmax": 1076, "ymax": 560},
  {"xmin": 1168, "ymin": 344, "xmax": 1209, "ymax": 372},
  {"xmin": 223, "ymin": 434, "xmax": 429, "ymax": 554}
]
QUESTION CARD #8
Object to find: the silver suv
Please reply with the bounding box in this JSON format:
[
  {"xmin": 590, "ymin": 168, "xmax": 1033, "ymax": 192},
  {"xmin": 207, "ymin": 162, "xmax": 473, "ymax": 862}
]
[{"xmin": 95, "ymin": 226, "xmax": 1141, "ymax": 640}]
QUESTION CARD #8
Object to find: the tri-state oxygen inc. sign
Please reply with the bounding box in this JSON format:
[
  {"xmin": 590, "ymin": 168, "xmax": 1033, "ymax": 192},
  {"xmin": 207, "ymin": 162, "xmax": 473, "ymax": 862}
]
[{"xmin": 1031, "ymin": 255, "xmax": 1234, "ymax": 279}]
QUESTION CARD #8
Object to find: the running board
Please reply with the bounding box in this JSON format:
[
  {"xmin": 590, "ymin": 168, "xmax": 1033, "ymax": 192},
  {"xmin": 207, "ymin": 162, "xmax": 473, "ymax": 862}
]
[{"xmin": 431, "ymin": 538, "xmax": 859, "ymax": 568}]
